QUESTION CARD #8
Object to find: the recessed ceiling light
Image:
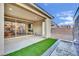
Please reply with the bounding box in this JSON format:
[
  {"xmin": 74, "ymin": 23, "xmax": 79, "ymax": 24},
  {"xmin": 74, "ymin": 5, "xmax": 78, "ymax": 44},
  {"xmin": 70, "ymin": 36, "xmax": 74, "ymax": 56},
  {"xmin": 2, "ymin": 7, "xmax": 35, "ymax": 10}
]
[
  {"xmin": 35, "ymin": 17, "xmax": 38, "ymax": 19},
  {"xmin": 9, "ymin": 8, "xmax": 13, "ymax": 11}
]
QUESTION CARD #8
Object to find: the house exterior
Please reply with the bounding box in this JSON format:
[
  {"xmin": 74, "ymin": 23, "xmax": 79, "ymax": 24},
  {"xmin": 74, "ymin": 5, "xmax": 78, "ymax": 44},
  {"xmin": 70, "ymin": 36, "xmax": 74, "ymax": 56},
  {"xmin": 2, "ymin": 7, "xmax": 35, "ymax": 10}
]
[
  {"xmin": 4, "ymin": 3, "xmax": 53, "ymax": 38},
  {"xmin": 0, "ymin": 3, "xmax": 53, "ymax": 55},
  {"xmin": 74, "ymin": 7, "xmax": 79, "ymax": 44}
]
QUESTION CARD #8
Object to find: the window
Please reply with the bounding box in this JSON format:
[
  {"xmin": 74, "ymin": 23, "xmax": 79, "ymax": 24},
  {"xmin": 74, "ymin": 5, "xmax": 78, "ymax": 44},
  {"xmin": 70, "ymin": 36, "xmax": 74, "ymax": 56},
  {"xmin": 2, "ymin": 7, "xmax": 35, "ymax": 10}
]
[
  {"xmin": 16, "ymin": 23, "xmax": 26, "ymax": 36},
  {"xmin": 4, "ymin": 21, "xmax": 15, "ymax": 38},
  {"xmin": 4, "ymin": 18, "xmax": 26, "ymax": 38},
  {"xmin": 28, "ymin": 24, "xmax": 33, "ymax": 32},
  {"xmin": 28, "ymin": 24, "xmax": 31, "ymax": 28}
]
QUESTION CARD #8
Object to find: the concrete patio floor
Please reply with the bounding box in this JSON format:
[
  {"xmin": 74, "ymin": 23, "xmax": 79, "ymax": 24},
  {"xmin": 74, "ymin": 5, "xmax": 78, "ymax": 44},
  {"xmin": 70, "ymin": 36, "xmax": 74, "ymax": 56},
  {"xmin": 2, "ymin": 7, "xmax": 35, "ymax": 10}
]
[{"xmin": 4, "ymin": 35, "xmax": 45, "ymax": 55}]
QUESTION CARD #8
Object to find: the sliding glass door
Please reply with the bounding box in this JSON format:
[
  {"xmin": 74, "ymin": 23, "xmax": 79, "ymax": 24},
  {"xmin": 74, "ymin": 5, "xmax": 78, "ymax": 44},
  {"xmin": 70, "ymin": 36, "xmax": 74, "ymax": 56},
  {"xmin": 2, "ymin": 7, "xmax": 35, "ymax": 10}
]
[{"xmin": 4, "ymin": 18, "xmax": 26, "ymax": 38}]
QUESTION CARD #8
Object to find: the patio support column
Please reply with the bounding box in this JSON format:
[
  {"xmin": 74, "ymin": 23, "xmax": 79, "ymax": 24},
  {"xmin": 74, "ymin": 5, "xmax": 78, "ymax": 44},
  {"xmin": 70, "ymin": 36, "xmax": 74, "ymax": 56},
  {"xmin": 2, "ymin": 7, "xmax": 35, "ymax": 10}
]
[
  {"xmin": 42, "ymin": 21, "xmax": 45, "ymax": 37},
  {"xmin": 45, "ymin": 18, "xmax": 51, "ymax": 37},
  {"xmin": 0, "ymin": 3, "xmax": 4, "ymax": 55}
]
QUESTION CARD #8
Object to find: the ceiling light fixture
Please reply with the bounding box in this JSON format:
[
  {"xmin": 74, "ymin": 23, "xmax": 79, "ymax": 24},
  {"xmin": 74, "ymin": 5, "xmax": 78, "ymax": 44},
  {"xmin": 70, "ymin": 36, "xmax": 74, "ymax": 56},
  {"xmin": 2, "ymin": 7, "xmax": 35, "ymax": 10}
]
[{"xmin": 9, "ymin": 8, "xmax": 13, "ymax": 11}]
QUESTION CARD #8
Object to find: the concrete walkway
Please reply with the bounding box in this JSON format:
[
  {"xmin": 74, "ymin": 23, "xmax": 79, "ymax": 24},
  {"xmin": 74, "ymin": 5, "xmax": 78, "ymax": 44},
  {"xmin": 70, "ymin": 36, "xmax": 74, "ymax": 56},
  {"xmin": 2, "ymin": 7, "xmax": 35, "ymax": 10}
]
[
  {"xmin": 50, "ymin": 28, "xmax": 78, "ymax": 56},
  {"xmin": 50, "ymin": 40, "xmax": 77, "ymax": 56},
  {"xmin": 74, "ymin": 43, "xmax": 79, "ymax": 55},
  {"xmin": 4, "ymin": 35, "xmax": 45, "ymax": 55},
  {"xmin": 42, "ymin": 40, "xmax": 60, "ymax": 56}
]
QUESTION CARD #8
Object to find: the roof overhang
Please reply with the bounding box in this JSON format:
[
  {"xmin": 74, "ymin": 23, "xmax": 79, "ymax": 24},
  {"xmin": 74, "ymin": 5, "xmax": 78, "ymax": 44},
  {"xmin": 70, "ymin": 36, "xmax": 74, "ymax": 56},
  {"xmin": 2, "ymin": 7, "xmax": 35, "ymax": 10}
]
[
  {"xmin": 5, "ymin": 3, "xmax": 54, "ymax": 23},
  {"xmin": 16, "ymin": 3, "xmax": 53, "ymax": 19}
]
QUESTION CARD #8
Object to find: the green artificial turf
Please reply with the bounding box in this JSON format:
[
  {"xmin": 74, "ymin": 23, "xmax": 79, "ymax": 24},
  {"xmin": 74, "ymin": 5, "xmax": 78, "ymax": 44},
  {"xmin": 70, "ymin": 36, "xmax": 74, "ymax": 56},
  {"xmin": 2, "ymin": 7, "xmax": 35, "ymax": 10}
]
[{"xmin": 6, "ymin": 38, "xmax": 57, "ymax": 56}]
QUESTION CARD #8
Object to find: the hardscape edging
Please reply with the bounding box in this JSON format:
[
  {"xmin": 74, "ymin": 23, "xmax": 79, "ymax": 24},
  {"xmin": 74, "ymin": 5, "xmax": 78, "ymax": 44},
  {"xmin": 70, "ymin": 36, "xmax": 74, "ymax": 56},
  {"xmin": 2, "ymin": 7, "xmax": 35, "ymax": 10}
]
[{"xmin": 42, "ymin": 39, "xmax": 60, "ymax": 56}]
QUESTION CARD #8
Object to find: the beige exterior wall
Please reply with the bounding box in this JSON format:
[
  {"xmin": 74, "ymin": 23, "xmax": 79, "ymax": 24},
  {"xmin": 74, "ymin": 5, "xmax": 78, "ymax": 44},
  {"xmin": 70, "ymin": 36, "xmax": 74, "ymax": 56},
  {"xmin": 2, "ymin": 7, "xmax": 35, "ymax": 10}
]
[
  {"xmin": 25, "ymin": 23, "xmax": 29, "ymax": 34},
  {"xmin": 33, "ymin": 21, "xmax": 42, "ymax": 36},
  {"xmin": 0, "ymin": 4, "xmax": 4, "ymax": 55},
  {"xmin": 42, "ymin": 22, "xmax": 46, "ymax": 37},
  {"xmin": 32, "ymin": 18, "xmax": 51, "ymax": 37},
  {"xmin": 45, "ymin": 18, "xmax": 51, "ymax": 37}
]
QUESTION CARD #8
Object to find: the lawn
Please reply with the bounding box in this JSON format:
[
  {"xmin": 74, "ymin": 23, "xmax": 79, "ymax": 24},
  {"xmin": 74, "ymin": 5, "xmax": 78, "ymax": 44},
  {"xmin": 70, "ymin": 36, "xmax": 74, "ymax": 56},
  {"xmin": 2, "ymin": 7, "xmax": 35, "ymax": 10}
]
[{"xmin": 6, "ymin": 38, "xmax": 57, "ymax": 56}]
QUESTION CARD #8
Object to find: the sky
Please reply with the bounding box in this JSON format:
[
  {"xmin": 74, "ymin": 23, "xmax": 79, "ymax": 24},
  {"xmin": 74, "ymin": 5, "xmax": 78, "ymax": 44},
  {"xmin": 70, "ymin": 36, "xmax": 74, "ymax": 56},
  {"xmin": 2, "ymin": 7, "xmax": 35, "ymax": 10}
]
[{"xmin": 37, "ymin": 3, "xmax": 79, "ymax": 26}]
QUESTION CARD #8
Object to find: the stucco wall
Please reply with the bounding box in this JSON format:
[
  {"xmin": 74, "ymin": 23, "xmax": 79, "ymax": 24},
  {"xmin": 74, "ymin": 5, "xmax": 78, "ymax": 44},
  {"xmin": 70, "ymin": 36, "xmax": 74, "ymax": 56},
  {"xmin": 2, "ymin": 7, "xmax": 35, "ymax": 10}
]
[
  {"xmin": 33, "ymin": 21, "xmax": 42, "ymax": 36},
  {"xmin": 33, "ymin": 18, "xmax": 51, "ymax": 37},
  {"xmin": 0, "ymin": 3, "xmax": 4, "ymax": 55},
  {"xmin": 45, "ymin": 18, "xmax": 51, "ymax": 37},
  {"xmin": 25, "ymin": 23, "xmax": 29, "ymax": 34}
]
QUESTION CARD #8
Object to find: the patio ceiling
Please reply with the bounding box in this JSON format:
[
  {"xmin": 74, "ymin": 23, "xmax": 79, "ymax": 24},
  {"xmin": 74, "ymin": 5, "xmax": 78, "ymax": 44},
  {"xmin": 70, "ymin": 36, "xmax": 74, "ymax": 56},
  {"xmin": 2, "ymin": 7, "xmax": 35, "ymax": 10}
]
[{"xmin": 4, "ymin": 3, "xmax": 45, "ymax": 22}]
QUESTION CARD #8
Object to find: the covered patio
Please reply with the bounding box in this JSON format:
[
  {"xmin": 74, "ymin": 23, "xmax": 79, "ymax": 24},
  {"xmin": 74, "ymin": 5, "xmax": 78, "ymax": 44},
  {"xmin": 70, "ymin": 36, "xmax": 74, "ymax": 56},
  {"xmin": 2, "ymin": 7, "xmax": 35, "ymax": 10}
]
[
  {"xmin": 4, "ymin": 35, "xmax": 45, "ymax": 54},
  {"xmin": 4, "ymin": 3, "xmax": 53, "ymax": 55},
  {"xmin": 4, "ymin": 3, "xmax": 52, "ymax": 39}
]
